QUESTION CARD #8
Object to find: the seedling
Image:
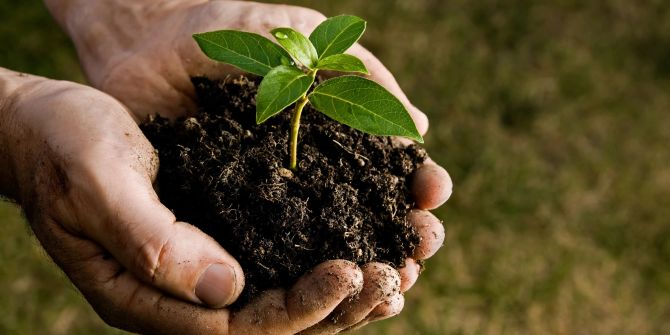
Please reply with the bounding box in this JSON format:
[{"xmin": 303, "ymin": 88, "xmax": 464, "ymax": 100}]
[{"xmin": 193, "ymin": 15, "xmax": 423, "ymax": 170}]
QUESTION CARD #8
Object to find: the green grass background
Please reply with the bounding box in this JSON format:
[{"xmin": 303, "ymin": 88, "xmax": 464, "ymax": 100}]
[{"xmin": 2, "ymin": 0, "xmax": 670, "ymax": 334}]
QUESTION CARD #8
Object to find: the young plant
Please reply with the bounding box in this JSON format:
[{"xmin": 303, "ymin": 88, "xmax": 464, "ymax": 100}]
[{"xmin": 193, "ymin": 15, "xmax": 423, "ymax": 170}]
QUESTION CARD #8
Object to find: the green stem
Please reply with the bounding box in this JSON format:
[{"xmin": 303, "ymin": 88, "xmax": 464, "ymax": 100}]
[
  {"xmin": 289, "ymin": 96, "xmax": 310, "ymax": 171},
  {"xmin": 289, "ymin": 70, "xmax": 317, "ymax": 171}
]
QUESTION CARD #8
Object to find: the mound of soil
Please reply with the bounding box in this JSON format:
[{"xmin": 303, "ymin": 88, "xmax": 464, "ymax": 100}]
[{"xmin": 141, "ymin": 76, "xmax": 426, "ymax": 305}]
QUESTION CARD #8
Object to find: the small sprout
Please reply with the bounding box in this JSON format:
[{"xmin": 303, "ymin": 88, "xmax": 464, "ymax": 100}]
[{"xmin": 193, "ymin": 15, "xmax": 423, "ymax": 170}]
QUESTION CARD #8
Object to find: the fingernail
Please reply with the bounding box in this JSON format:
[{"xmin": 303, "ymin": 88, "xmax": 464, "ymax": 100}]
[{"xmin": 196, "ymin": 263, "xmax": 237, "ymax": 307}]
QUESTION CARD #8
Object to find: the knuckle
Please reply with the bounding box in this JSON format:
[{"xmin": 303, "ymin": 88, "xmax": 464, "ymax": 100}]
[{"xmin": 133, "ymin": 231, "xmax": 173, "ymax": 282}]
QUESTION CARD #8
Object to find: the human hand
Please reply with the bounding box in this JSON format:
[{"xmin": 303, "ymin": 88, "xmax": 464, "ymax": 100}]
[
  {"xmin": 44, "ymin": 0, "xmax": 429, "ymax": 126},
  {"xmin": 0, "ymin": 69, "xmax": 421, "ymax": 334},
  {"xmin": 41, "ymin": 0, "xmax": 453, "ymax": 332}
]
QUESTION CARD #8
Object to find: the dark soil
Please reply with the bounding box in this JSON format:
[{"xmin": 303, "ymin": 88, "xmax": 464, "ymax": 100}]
[{"xmin": 141, "ymin": 76, "xmax": 427, "ymax": 306}]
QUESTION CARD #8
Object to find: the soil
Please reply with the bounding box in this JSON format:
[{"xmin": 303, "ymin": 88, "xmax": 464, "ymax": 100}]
[{"xmin": 141, "ymin": 75, "xmax": 427, "ymax": 306}]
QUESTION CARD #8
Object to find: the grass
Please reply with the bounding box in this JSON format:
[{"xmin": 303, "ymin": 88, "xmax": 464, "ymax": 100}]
[{"xmin": 2, "ymin": 0, "xmax": 670, "ymax": 334}]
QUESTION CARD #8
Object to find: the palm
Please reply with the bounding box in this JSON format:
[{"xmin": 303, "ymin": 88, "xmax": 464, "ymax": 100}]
[
  {"xmin": 89, "ymin": 0, "xmax": 428, "ymax": 133},
  {"xmin": 94, "ymin": 1, "xmax": 325, "ymax": 121}
]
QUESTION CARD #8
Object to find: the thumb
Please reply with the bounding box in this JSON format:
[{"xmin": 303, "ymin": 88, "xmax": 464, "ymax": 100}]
[{"xmin": 61, "ymin": 159, "xmax": 244, "ymax": 308}]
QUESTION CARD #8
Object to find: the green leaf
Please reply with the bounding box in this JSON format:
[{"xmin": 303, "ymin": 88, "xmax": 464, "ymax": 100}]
[
  {"xmin": 271, "ymin": 28, "xmax": 319, "ymax": 68},
  {"xmin": 309, "ymin": 15, "xmax": 366, "ymax": 59},
  {"xmin": 256, "ymin": 65, "xmax": 315, "ymax": 124},
  {"xmin": 193, "ymin": 31, "xmax": 291, "ymax": 76},
  {"xmin": 316, "ymin": 54, "xmax": 369, "ymax": 74},
  {"xmin": 309, "ymin": 76, "xmax": 423, "ymax": 142}
]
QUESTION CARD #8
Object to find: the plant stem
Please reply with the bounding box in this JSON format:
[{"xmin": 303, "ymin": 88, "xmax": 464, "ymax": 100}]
[
  {"xmin": 288, "ymin": 70, "xmax": 317, "ymax": 171},
  {"xmin": 289, "ymin": 96, "xmax": 310, "ymax": 171}
]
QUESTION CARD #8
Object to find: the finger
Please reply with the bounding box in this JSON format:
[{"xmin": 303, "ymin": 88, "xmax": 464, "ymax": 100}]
[
  {"xmin": 349, "ymin": 44, "xmax": 429, "ymax": 136},
  {"xmin": 368, "ymin": 293, "xmax": 405, "ymax": 321},
  {"xmin": 398, "ymin": 258, "xmax": 421, "ymax": 292},
  {"xmin": 31, "ymin": 216, "xmax": 231, "ymax": 335},
  {"xmin": 344, "ymin": 294, "xmax": 405, "ymax": 332},
  {"xmin": 287, "ymin": 261, "xmax": 364, "ymax": 330},
  {"xmin": 408, "ymin": 209, "xmax": 445, "ymax": 260},
  {"xmin": 299, "ymin": 263, "xmax": 401, "ymax": 334},
  {"xmin": 411, "ymin": 162, "xmax": 453, "ymax": 210},
  {"xmin": 229, "ymin": 260, "xmax": 363, "ymax": 334}
]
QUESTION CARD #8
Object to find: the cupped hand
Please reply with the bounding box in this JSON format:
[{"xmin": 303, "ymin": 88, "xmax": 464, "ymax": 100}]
[
  {"xmin": 61, "ymin": 0, "xmax": 429, "ymax": 130},
  {"xmin": 1, "ymin": 70, "xmax": 449, "ymax": 334},
  {"xmin": 41, "ymin": 0, "xmax": 453, "ymax": 332}
]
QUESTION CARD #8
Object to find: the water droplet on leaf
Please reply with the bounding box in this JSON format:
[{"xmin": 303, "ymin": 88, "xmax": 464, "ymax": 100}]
[{"xmin": 274, "ymin": 31, "xmax": 288, "ymax": 39}]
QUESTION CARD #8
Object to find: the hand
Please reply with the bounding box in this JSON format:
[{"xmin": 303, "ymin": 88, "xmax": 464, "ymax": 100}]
[
  {"xmin": 41, "ymin": 0, "xmax": 453, "ymax": 333},
  {"xmin": 45, "ymin": 0, "xmax": 430, "ymax": 128},
  {"xmin": 0, "ymin": 69, "xmax": 431, "ymax": 334},
  {"xmin": 0, "ymin": 70, "xmax": 450, "ymax": 334}
]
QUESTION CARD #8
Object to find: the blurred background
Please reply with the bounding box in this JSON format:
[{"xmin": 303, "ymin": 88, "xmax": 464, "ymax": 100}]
[{"xmin": 2, "ymin": 0, "xmax": 669, "ymax": 334}]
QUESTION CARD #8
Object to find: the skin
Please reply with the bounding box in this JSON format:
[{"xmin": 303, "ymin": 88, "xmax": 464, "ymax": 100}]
[{"xmin": 0, "ymin": 0, "xmax": 454, "ymax": 334}]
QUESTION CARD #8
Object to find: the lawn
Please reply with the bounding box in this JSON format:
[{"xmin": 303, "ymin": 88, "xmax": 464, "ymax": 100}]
[{"xmin": 2, "ymin": 0, "xmax": 670, "ymax": 334}]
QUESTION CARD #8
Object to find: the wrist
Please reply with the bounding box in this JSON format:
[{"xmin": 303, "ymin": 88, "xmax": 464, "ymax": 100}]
[{"xmin": 0, "ymin": 69, "xmax": 41, "ymax": 201}]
